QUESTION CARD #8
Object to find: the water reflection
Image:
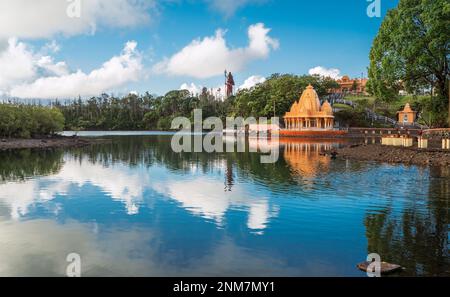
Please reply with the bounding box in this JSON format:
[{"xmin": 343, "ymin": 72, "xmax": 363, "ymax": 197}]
[
  {"xmin": 365, "ymin": 166, "xmax": 450, "ymax": 276},
  {"xmin": 0, "ymin": 135, "xmax": 448, "ymax": 276},
  {"xmin": 283, "ymin": 139, "xmax": 333, "ymax": 179},
  {"xmin": 0, "ymin": 149, "xmax": 63, "ymax": 182}
]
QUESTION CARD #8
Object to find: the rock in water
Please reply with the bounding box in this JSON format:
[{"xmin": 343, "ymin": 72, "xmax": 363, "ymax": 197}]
[{"xmin": 357, "ymin": 261, "xmax": 403, "ymax": 274}]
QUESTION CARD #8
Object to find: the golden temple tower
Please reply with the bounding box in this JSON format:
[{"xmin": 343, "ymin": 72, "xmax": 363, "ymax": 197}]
[{"xmin": 284, "ymin": 85, "xmax": 334, "ymax": 131}]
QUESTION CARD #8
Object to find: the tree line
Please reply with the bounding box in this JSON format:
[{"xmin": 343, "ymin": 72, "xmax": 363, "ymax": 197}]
[
  {"xmin": 52, "ymin": 74, "xmax": 339, "ymax": 131},
  {"xmin": 0, "ymin": 74, "xmax": 339, "ymax": 137},
  {"xmin": 55, "ymin": 89, "xmax": 231, "ymax": 131},
  {"xmin": 0, "ymin": 104, "xmax": 64, "ymax": 138}
]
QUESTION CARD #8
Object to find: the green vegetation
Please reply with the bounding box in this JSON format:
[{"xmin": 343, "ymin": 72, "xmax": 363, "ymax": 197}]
[
  {"xmin": 0, "ymin": 149, "xmax": 64, "ymax": 181},
  {"xmin": 367, "ymin": 0, "xmax": 449, "ymax": 127},
  {"xmin": 57, "ymin": 90, "xmax": 233, "ymax": 131},
  {"xmin": 343, "ymin": 93, "xmax": 443, "ymax": 127},
  {"xmin": 57, "ymin": 93, "xmax": 161, "ymax": 131},
  {"xmin": 1, "ymin": 74, "xmax": 340, "ymax": 136},
  {"xmin": 54, "ymin": 74, "xmax": 339, "ymax": 131},
  {"xmin": 332, "ymin": 103, "xmax": 353, "ymax": 110},
  {"xmin": 231, "ymin": 74, "xmax": 339, "ymax": 118},
  {"xmin": 344, "ymin": 95, "xmax": 376, "ymax": 105},
  {"xmin": 2, "ymin": 2, "xmax": 447, "ymax": 133},
  {"xmin": 0, "ymin": 104, "xmax": 64, "ymax": 138},
  {"xmin": 334, "ymin": 97, "xmax": 393, "ymax": 128}
]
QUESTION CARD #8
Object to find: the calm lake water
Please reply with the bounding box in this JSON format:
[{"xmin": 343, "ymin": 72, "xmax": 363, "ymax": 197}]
[{"xmin": 0, "ymin": 134, "xmax": 449, "ymax": 276}]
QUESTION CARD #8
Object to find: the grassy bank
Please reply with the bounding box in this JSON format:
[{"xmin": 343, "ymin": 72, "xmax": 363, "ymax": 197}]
[{"xmin": 342, "ymin": 94, "xmax": 444, "ymax": 127}]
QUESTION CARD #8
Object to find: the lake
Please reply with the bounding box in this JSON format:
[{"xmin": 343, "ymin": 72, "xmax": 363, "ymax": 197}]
[{"xmin": 0, "ymin": 134, "xmax": 448, "ymax": 276}]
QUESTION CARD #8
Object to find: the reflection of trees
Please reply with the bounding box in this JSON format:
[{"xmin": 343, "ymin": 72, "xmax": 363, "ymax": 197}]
[
  {"xmin": 0, "ymin": 136, "xmax": 375, "ymax": 193},
  {"xmin": 364, "ymin": 166, "xmax": 449, "ymax": 276},
  {"xmin": 66, "ymin": 136, "xmax": 371, "ymax": 192},
  {"xmin": 224, "ymin": 158, "xmax": 234, "ymax": 192},
  {"xmin": 68, "ymin": 136, "xmax": 230, "ymax": 173},
  {"xmin": 0, "ymin": 149, "xmax": 64, "ymax": 182}
]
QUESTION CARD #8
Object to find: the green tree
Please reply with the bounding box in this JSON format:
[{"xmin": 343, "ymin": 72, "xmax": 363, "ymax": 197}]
[
  {"xmin": 368, "ymin": 0, "xmax": 449, "ymax": 126},
  {"xmin": 0, "ymin": 104, "xmax": 64, "ymax": 138},
  {"xmin": 232, "ymin": 74, "xmax": 339, "ymax": 118}
]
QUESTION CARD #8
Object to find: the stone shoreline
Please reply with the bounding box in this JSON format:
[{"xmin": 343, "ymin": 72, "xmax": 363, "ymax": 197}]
[
  {"xmin": 0, "ymin": 136, "xmax": 93, "ymax": 150},
  {"xmin": 329, "ymin": 144, "xmax": 450, "ymax": 167}
]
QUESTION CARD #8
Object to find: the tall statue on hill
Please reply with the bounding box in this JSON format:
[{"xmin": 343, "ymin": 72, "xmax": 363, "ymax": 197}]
[{"xmin": 225, "ymin": 70, "xmax": 235, "ymax": 98}]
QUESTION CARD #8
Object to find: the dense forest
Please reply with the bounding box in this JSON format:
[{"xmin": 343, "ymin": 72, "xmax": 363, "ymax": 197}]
[{"xmin": 55, "ymin": 74, "xmax": 339, "ymax": 131}]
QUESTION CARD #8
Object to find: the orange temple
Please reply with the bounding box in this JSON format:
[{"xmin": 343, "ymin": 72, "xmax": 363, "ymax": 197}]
[
  {"xmin": 284, "ymin": 84, "xmax": 334, "ymax": 131},
  {"xmin": 397, "ymin": 103, "xmax": 417, "ymax": 125}
]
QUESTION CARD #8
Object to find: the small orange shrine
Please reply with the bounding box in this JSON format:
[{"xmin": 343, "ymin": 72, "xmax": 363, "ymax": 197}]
[
  {"xmin": 284, "ymin": 85, "xmax": 334, "ymax": 131},
  {"xmin": 397, "ymin": 103, "xmax": 417, "ymax": 125}
]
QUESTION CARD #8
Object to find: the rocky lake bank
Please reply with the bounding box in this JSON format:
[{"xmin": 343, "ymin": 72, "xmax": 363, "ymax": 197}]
[
  {"xmin": 329, "ymin": 143, "xmax": 450, "ymax": 167},
  {"xmin": 0, "ymin": 136, "xmax": 93, "ymax": 150}
]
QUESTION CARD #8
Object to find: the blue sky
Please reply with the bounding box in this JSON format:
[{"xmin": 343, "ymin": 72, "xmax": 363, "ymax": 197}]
[{"xmin": 0, "ymin": 0, "xmax": 399, "ymax": 99}]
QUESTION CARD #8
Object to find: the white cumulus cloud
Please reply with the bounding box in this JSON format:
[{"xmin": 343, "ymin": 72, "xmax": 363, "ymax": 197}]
[
  {"xmin": 0, "ymin": 38, "xmax": 36, "ymax": 89},
  {"xmin": 180, "ymin": 75, "xmax": 265, "ymax": 98},
  {"xmin": 238, "ymin": 75, "xmax": 266, "ymax": 90},
  {"xmin": 0, "ymin": 38, "xmax": 71, "ymax": 92},
  {"xmin": 308, "ymin": 66, "xmax": 342, "ymax": 79},
  {"xmin": 180, "ymin": 83, "xmax": 202, "ymax": 95},
  {"xmin": 4, "ymin": 40, "xmax": 142, "ymax": 99},
  {"xmin": 0, "ymin": 0, "xmax": 153, "ymax": 40},
  {"xmin": 154, "ymin": 23, "xmax": 279, "ymax": 79}
]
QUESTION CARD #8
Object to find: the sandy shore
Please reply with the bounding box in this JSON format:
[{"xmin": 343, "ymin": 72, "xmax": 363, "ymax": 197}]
[
  {"xmin": 330, "ymin": 144, "xmax": 450, "ymax": 167},
  {"xmin": 0, "ymin": 136, "xmax": 93, "ymax": 150}
]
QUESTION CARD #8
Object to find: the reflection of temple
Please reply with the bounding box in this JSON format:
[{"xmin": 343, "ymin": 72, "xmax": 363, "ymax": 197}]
[
  {"xmin": 283, "ymin": 140, "xmax": 333, "ymax": 178},
  {"xmin": 284, "ymin": 85, "xmax": 334, "ymax": 130}
]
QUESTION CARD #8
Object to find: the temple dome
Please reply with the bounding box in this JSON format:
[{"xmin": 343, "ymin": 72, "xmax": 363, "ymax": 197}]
[
  {"xmin": 290, "ymin": 101, "xmax": 300, "ymax": 114},
  {"xmin": 298, "ymin": 84, "xmax": 321, "ymax": 115},
  {"xmin": 321, "ymin": 100, "xmax": 332, "ymax": 115},
  {"xmin": 283, "ymin": 84, "xmax": 334, "ymax": 131}
]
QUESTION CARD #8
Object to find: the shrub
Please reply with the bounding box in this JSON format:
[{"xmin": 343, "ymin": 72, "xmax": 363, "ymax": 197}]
[{"xmin": 0, "ymin": 104, "xmax": 65, "ymax": 138}]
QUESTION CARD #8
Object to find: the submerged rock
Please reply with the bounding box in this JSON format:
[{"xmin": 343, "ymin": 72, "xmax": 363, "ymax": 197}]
[{"xmin": 357, "ymin": 261, "xmax": 404, "ymax": 275}]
